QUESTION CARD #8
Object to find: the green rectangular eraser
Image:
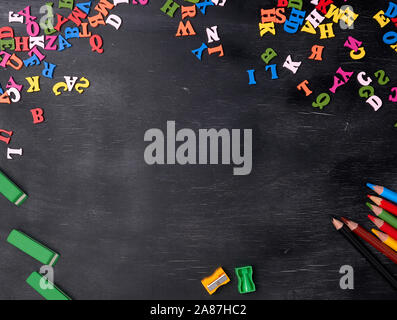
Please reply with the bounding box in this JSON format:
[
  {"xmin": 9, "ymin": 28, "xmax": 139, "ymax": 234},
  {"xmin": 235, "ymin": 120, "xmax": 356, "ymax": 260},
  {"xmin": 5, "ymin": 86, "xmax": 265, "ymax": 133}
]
[
  {"xmin": 7, "ymin": 230, "xmax": 60, "ymax": 266},
  {"xmin": 0, "ymin": 170, "xmax": 27, "ymax": 206},
  {"xmin": 26, "ymin": 272, "xmax": 71, "ymax": 300}
]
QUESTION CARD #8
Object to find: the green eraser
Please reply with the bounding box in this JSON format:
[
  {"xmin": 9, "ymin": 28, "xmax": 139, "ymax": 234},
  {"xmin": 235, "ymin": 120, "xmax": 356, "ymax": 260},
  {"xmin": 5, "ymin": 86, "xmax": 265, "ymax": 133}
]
[
  {"xmin": 0, "ymin": 170, "xmax": 27, "ymax": 206},
  {"xmin": 7, "ymin": 230, "xmax": 60, "ymax": 266},
  {"xmin": 26, "ymin": 272, "xmax": 71, "ymax": 300}
]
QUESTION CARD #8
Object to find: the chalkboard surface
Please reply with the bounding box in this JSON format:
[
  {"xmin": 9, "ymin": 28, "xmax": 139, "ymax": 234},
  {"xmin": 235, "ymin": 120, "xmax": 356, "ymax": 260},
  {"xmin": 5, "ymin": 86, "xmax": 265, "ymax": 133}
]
[{"xmin": 0, "ymin": 0, "xmax": 397, "ymax": 300}]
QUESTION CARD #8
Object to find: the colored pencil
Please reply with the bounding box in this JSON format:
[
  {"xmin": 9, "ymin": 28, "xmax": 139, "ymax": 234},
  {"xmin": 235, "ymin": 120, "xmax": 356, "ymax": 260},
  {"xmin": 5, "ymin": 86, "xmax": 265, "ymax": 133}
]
[
  {"xmin": 368, "ymin": 195, "xmax": 397, "ymax": 217},
  {"xmin": 366, "ymin": 202, "xmax": 397, "ymax": 230},
  {"xmin": 372, "ymin": 229, "xmax": 397, "ymax": 252},
  {"xmin": 367, "ymin": 183, "xmax": 397, "ymax": 204},
  {"xmin": 341, "ymin": 217, "xmax": 397, "ymax": 265},
  {"xmin": 332, "ymin": 218, "xmax": 397, "ymax": 290},
  {"xmin": 368, "ymin": 215, "xmax": 397, "ymax": 241}
]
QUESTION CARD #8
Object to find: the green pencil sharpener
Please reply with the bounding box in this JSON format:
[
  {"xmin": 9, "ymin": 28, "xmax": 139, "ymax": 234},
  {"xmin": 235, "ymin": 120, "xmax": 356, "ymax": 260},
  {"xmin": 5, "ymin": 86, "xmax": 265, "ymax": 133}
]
[{"xmin": 235, "ymin": 266, "xmax": 256, "ymax": 294}]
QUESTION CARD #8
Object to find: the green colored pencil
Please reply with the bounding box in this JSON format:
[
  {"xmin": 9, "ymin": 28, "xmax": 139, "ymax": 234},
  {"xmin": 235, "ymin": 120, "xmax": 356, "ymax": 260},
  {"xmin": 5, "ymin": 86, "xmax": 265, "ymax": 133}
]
[
  {"xmin": 26, "ymin": 272, "xmax": 71, "ymax": 300},
  {"xmin": 367, "ymin": 202, "xmax": 397, "ymax": 230}
]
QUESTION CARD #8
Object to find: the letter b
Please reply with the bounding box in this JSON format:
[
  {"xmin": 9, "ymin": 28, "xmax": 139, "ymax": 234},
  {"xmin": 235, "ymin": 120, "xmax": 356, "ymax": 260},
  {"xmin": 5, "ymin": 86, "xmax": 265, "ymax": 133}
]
[{"xmin": 31, "ymin": 108, "xmax": 45, "ymax": 124}]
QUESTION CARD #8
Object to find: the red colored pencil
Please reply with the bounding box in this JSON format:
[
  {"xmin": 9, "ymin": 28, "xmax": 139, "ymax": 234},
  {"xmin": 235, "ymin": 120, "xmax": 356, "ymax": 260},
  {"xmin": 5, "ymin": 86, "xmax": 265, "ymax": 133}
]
[
  {"xmin": 368, "ymin": 215, "xmax": 397, "ymax": 241},
  {"xmin": 341, "ymin": 217, "xmax": 397, "ymax": 265},
  {"xmin": 368, "ymin": 195, "xmax": 397, "ymax": 217}
]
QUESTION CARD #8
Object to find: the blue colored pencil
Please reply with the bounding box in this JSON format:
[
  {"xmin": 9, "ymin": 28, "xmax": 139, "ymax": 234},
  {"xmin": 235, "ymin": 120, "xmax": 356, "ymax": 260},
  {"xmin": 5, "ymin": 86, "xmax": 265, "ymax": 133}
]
[{"xmin": 367, "ymin": 183, "xmax": 397, "ymax": 204}]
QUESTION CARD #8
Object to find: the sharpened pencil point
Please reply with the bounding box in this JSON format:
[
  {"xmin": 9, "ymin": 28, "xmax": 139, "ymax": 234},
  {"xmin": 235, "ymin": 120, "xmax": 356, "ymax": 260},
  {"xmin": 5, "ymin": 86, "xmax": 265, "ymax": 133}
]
[
  {"xmin": 371, "ymin": 228, "xmax": 388, "ymax": 242},
  {"xmin": 366, "ymin": 202, "xmax": 383, "ymax": 216},
  {"xmin": 367, "ymin": 195, "xmax": 382, "ymax": 206},
  {"xmin": 367, "ymin": 183, "xmax": 376, "ymax": 191},
  {"xmin": 332, "ymin": 218, "xmax": 343, "ymax": 230},
  {"xmin": 368, "ymin": 215, "xmax": 384, "ymax": 229}
]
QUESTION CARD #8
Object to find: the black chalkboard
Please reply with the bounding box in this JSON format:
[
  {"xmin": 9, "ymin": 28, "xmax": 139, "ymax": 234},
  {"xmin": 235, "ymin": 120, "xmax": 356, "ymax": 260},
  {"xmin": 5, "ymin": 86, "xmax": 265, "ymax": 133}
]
[{"xmin": 0, "ymin": 0, "xmax": 396, "ymax": 300}]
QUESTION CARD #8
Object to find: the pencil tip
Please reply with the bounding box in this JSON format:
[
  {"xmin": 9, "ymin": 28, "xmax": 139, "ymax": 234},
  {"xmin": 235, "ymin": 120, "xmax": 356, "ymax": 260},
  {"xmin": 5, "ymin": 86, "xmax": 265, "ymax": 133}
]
[
  {"xmin": 369, "ymin": 215, "xmax": 383, "ymax": 228},
  {"xmin": 367, "ymin": 202, "xmax": 383, "ymax": 216},
  {"xmin": 367, "ymin": 183, "xmax": 375, "ymax": 190},
  {"xmin": 332, "ymin": 218, "xmax": 343, "ymax": 230},
  {"xmin": 373, "ymin": 229, "xmax": 388, "ymax": 241},
  {"xmin": 368, "ymin": 195, "xmax": 382, "ymax": 206}
]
